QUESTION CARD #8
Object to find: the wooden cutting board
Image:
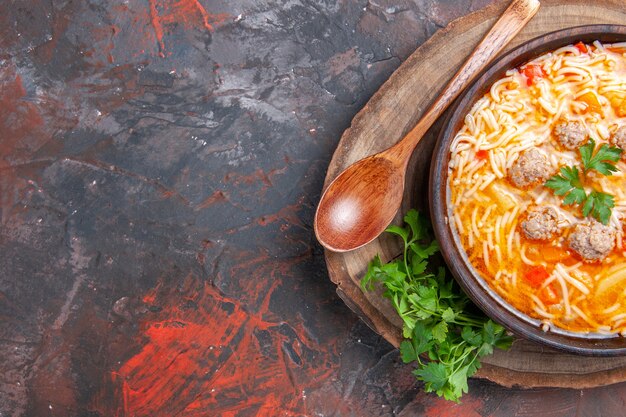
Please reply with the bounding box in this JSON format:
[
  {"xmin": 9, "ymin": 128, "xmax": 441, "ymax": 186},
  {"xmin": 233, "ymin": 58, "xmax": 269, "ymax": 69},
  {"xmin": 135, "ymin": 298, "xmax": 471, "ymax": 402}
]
[{"xmin": 323, "ymin": 0, "xmax": 626, "ymax": 388}]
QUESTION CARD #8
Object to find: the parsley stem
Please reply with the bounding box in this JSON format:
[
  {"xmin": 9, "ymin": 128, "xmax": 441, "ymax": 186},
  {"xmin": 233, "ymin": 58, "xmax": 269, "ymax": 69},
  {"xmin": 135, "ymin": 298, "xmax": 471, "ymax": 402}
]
[
  {"xmin": 450, "ymin": 345, "xmax": 474, "ymax": 366},
  {"xmin": 453, "ymin": 318, "xmax": 484, "ymax": 328}
]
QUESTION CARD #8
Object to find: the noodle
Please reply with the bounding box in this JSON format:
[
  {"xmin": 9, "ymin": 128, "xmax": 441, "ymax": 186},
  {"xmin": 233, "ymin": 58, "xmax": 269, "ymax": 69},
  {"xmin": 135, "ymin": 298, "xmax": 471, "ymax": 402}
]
[{"xmin": 448, "ymin": 41, "xmax": 626, "ymax": 334}]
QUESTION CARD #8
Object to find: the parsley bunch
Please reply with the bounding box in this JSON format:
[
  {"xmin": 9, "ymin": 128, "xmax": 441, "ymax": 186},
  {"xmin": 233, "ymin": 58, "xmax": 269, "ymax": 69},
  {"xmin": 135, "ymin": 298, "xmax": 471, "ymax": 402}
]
[
  {"xmin": 361, "ymin": 210, "xmax": 512, "ymax": 402},
  {"xmin": 545, "ymin": 138, "xmax": 622, "ymax": 224}
]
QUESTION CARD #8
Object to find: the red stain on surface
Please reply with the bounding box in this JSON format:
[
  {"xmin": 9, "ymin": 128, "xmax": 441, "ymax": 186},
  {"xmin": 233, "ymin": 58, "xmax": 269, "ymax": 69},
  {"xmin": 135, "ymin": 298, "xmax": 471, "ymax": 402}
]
[
  {"xmin": 112, "ymin": 271, "xmax": 334, "ymax": 416},
  {"xmin": 225, "ymin": 168, "xmax": 273, "ymax": 188},
  {"xmin": 195, "ymin": 190, "xmax": 228, "ymax": 209},
  {"xmin": 147, "ymin": 0, "xmax": 231, "ymax": 57},
  {"xmin": 424, "ymin": 395, "xmax": 484, "ymax": 417},
  {"xmin": 0, "ymin": 67, "xmax": 47, "ymax": 222},
  {"xmin": 148, "ymin": 0, "xmax": 166, "ymax": 57},
  {"xmin": 33, "ymin": 7, "xmax": 71, "ymax": 65},
  {"xmin": 141, "ymin": 282, "xmax": 161, "ymax": 305},
  {"xmin": 195, "ymin": 239, "xmax": 214, "ymax": 267},
  {"xmin": 0, "ymin": 73, "xmax": 44, "ymax": 143},
  {"xmin": 186, "ymin": 0, "xmax": 231, "ymax": 32},
  {"xmin": 224, "ymin": 166, "xmax": 289, "ymax": 196},
  {"xmin": 257, "ymin": 199, "xmax": 305, "ymax": 228},
  {"xmin": 80, "ymin": 64, "xmax": 145, "ymax": 112},
  {"xmin": 105, "ymin": 25, "xmax": 121, "ymax": 64}
]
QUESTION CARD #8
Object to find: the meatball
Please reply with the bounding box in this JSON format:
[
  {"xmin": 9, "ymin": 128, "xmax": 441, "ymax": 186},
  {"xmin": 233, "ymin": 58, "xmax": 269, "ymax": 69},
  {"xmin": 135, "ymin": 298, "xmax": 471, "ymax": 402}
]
[
  {"xmin": 553, "ymin": 120, "xmax": 588, "ymax": 149},
  {"xmin": 521, "ymin": 206, "xmax": 559, "ymax": 240},
  {"xmin": 568, "ymin": 220, "xmax": 616, "ymax": 262},
  {"xmin": 508, "ymin": 149, "xmax": 553, "ymax": 188},
  {"xmin": 609, "ymin": 125, "xmax": 626, "ymax": 155}
]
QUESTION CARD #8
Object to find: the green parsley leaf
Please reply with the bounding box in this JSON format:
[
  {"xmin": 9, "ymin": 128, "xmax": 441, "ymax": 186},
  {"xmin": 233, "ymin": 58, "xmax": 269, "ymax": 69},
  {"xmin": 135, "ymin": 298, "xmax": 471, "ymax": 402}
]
[
  {"xmin": 415, "ymin": 362, "xmax": 449, "ymax": 392},
  {"xmin": 461, "ymin": 326, "xmax": 482, "ymax": 347},
  {"xmin": 583, "ymin": 191, "xmax": 614, "ymax": 225},
  {"xmin": 441, "ymin": 307, "xmax": 456, "ymax": 323},
  {"xmin": 545, "ymin": 139, "xmax": 621, "ymax": 224},
  {"xmin": 431, "ymin": 321, "xmax": 449, "ymax": 342},
  {"xmin": 478, "ymin": 342, "xmax": 494, "ymax": 356},
  {"xmin": 494, "ymin": 331, "xmax": 514, "ymax": 351},
  {"xmin": 416, "ymin": 286, "xmax": 438, "ymax": 311},
  {"xmin": 580, "ymin": 138, "xmax": 622, "ymax": 175},
  {"xmin": 385, "ymin": 225, "xmax": 409, "ymax": 243},
  {"xmin": 404, "ymin": 209, "xmax": 428, "ymax": 241},
  {"xmin": 545, "ymin": 166, "xmax": 586, "ymax": 205},
  {"xmin": 448, "ymin": 365, "xmax": 471, "ymax": 399},
  {"xmin": 400, "ymin": 340, "xmax": 418, "ymax": 363},
  {"xmin": 481, "ymin": 320, "xmax": 499, "ymax": 345},
  {"xmin": 579, "ymin": 139, "xmax": 594, "ymax": 168},
  {"xmin": 410, "ymin": 241, "xmax": 439, "ymax": 259},
  {"xmin": 360, "ymin": 255, "xmax": 382, "ymax": 292},
  {"xmin": 361, "ymin": 209, "xmax": 513, "ymax": 402},
  {"xmin": 411, "ymin": 258, "xmax": 428, "ymax": 275},
  {"xmin": 402, "ymin": 321, "xmax": 434, "ymax": 361}
]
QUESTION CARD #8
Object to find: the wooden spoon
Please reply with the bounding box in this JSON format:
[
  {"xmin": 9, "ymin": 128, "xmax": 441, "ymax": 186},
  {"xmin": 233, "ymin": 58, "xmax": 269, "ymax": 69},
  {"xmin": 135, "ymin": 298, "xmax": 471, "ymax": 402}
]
[{"xmin": 314, "ymin": 0, "xmax": 540, "ymax": 252}]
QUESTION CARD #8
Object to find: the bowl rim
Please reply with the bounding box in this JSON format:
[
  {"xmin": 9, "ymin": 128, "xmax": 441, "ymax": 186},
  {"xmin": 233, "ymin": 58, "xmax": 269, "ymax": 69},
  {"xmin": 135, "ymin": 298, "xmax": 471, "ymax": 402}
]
[{"xmin": 430, "ymin": 24, "xmax": 626, "ymax": 356}]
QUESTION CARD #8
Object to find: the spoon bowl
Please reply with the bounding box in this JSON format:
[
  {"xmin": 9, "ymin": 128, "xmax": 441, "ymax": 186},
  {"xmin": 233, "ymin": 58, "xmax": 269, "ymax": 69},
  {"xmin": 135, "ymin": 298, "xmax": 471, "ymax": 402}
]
[{"xmin": 314, "ymin": 155, "xmax": 404, "ymax": 252}]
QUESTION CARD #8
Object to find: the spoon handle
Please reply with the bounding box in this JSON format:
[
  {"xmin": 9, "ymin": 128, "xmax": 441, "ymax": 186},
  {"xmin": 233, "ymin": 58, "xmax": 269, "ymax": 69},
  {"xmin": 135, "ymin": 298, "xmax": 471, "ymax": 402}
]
[{"xmin": 391, "ymin": 0, "xmax": 540, "ymax": 162}]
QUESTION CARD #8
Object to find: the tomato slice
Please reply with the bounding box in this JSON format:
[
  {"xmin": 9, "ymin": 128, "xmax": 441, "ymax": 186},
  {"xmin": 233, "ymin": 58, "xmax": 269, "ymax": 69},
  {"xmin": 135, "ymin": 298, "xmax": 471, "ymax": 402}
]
[
  {"xmin": 574, "ymin": 41, "xmax": 588, "ymax": 53},
  {"xmin": 524, "ymin": 266, "xmax": 559, "ymax": 305},
  {"xmin": 521, "ymin": 64, "xmax": 547, "ymax": 86},
  {"xmin": 524, "ymin": 266, "xmax": 550, "ymax": 287},
  {"xmin": 475, "ymin": 150, "xmax": 488, "ymax": 160}
]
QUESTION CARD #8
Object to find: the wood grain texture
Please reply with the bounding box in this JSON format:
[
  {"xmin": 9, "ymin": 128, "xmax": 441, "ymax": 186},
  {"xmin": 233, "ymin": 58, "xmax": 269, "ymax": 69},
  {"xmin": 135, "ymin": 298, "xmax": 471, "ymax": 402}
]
[
  {"xmin": 314, "ymin": 0, "xmax": 539, "ymax": 253},
  {"xmin": 323, "ymin": 0, "xmax": 626, "ymax": 388},
  {"xmin": 400, "ymin": 0, "xmax": 540, "ymax": 152}
]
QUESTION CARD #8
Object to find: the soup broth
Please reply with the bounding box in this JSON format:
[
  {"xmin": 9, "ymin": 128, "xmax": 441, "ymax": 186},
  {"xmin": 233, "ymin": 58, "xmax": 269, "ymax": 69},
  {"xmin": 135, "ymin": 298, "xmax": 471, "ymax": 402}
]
[{"xmin": 448, "ymin": 41, "xmax": 626, "ymax": 334}]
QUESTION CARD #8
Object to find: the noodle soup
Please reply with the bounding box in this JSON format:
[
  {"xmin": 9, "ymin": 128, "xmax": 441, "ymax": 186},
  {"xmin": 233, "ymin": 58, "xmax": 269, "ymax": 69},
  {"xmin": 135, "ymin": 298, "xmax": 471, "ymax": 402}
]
[{"xmin": 447, "ymin": 41, "xmax": 626, "ymax": 335}]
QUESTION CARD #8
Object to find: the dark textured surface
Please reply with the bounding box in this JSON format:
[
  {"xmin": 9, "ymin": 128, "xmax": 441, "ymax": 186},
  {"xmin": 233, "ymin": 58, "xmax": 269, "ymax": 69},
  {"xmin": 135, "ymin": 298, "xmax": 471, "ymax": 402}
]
[{"xmin": 1, "ymin": 0, "xmax": 625, "ymax": 416}]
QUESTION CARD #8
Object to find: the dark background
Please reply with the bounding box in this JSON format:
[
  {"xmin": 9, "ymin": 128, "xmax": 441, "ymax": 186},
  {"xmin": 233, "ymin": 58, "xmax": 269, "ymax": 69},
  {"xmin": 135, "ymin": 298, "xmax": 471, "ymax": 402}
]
[{"xmin": 1, "ymin": 0, "xmax": 625, "ymax": 415}]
